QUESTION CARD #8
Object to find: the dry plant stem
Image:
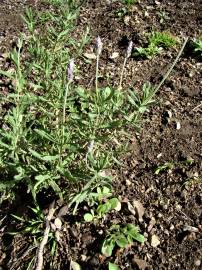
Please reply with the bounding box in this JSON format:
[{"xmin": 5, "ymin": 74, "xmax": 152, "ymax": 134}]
[
  {"xmin": 96, "ymin": 54, "xmax": 100, "ymax": 91},
  {"xmin": 153, "ymin": 37, "xmax": 189, "ymax": 95},
  {"xmin": 119, "ymin": 57, "xmax": 127, "ymax": 89},
  {"xmin": 35, "ymin": 202, "xmax": 56, "ymax": 270}
]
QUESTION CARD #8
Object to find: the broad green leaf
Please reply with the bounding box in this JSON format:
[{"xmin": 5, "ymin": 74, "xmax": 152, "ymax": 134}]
[
  {"xmin": 109, "ymin": 198, "xmax": 119, "ymax": 209},
  {"xmin": 108, "ymin": 262, "xmax": 120, "ymax": 270},
  {"xmin": 101, "ymin": 239, "xmax": 114, "ymax": 257},
  {"xmin": 133, "ymin": 233, "xmax": 145, "ymax": 243},
  {"xmin": 84, "ymin": 213, "xmax": 93, "ymax": 222},
  {"xmin": 115, "ymin": 235, "xmax": 128, "ymax": 248}
]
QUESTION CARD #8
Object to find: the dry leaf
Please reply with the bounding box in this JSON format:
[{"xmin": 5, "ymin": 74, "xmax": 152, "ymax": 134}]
[
  {"xmin": 110, "ymin": 52, "xmax": 119, "ymax": 59},
  {"xmin": 114, "ymin": 201, "xmax": 122, "ymax": 211},
  {"xmin": 83, "ymin": 52, "xmax": 96, "ymax": 59},
  {"xmin": 70, "ymin": 260, "xmax": 82, "ymax": 270},
  {"xmin": 54, "ymin": 217, "xmax": 62, "ymax": 230},
  {"xmin": 127, "ymin": 201, "xmax": 136, "ymax": 216},
  {"xmin": 133, "ymin": 200, "xmax": 145, "ymax": 222},
  {"xmin": 150, "ymin": 234, "xmax": 160, "ymax": 247},
  {"xmin": 133, "ymin": 257, "xmax": 148, "ymax": 270},
  {"xmin": 58, "ymin": 205, "xmax": 68, "ymax": 217}
]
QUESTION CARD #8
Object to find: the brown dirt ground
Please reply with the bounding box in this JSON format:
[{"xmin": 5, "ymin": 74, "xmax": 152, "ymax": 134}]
[{"xmin": 0, "ymin": 0, "xmax": 202, "ymax": 270}]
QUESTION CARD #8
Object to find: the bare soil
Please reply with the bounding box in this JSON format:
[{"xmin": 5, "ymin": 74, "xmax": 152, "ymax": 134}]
[{"xmin": 0, "ymin": 0, "xmax": 201, "ymax": 269}]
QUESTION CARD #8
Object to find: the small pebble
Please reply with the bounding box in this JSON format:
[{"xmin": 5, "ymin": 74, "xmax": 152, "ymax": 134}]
[{"xmin": 195, "ymin": 260, "xmax": 201, "ymax": 267}]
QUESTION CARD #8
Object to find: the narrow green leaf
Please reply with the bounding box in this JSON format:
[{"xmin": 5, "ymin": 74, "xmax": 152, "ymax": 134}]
[{"xmin": 133, "ymin": 233, "xmax": 145, "ymax": 243}]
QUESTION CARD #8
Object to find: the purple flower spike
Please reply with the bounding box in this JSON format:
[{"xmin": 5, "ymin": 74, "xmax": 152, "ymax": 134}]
[
  {"xmin": 126, "ymin": 41, "xmax": 133, "ymax": 58},
  {"xmin": 67, "ymin": 59, "xmax": 74, "ymax": 82},
  {"xmin": 96, "ymin": 36, "xmax": 103, "ymax": 56}
]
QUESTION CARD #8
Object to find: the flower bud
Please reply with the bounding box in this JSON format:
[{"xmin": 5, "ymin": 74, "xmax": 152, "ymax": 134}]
[
  {"xmin": 67, "ymin": 59, "xmax": 74, "ymax": 82},
  {"xmin": 96, "ymin": 36, "xmax": 103, "ymax": 56},
  {"xmin": 126, "ymin": 41, "xmax": 133, "ymax": 58}
]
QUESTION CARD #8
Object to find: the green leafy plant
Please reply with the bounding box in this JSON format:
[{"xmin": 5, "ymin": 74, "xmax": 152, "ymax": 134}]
[
  {"xmin": 101, "ymin": 224, "xmax": 144, "ymax": 257},
  {"xmin": 123, "ymin": 0, "xmax": 137, "ymax": 6},
  {"xmin": 193, "ymin": 35, "xmax": 202, "ymax": 57},
  {"xmin": 155, "ymin": 162, "xmax": 174, "ymax": 174},
  {"xmin": 157, "ymin": 11, "xmax": 170, "ymax": 24},
  {"xmin": 84, "ymin": 196, "xmax": 120, "ymax": 222},
  {"xmin": 155, "ymin": 158, "xmax": 194, "ymax": 175},
  {"xmin": 149, "ymin": 31, "xmax": 177, "ymax": 48},
  {"xmin": 134, "ymin": 31, "xmax": 177, "ymax": 59}
]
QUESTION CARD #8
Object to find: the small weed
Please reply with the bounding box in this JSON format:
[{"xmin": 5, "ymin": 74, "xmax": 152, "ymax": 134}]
[
  {"xmin": 157, "ymin": 11, "xmax": 170, "ymax": 24},
  {"xmin": 184, "ymin": 176, "xmax": 202, "ymax": 188},
  {"xmin": 149, "ymin": 31, "xmax": 177, "ymax": 48},
  {"xmin": 11, "ymin": 205, "xmax": 44, "ymax": 238},
  {"xmin": 192, "ymin": 35, "xmax": 202, "ymax": 57},
  {"xmin": 101, "ymin": 224, "xmax": 144, "ymax": 257},
  {"xmin": 123, "ymin": 0, "xmax": 137, "ymax": 6},
  {"xmin": 83, "ymin": 186, "xmax": 120, "ymax": 222},
  {"xmin": 134, "ymin": 31, "xmax": 178, "ymax": 59},
  {"xmin": 155, "ymin": 162, "xmax": 174, "ymax": 174},
  {"xmin": 155, "ymin": 158, "xmax": 194, "ymax": 175},
  {"xmin": 135, "ymin": 44, "xmax": 162, "ymax": 59}
]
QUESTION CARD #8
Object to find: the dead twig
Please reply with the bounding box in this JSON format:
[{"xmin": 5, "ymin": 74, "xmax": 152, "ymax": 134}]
[{"xmin": 35, "ymin": 201, "xmax": 56, "ymax": 270}]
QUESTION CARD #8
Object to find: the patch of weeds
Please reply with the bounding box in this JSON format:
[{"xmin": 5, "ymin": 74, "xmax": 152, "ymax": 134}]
[
  {"xmin": 134, "ymin": 31, "xmax": 178, "ymax": 59},
  {"xmin": 101, "ymin": 224, "xmax": 144, "ymax": 257},
  {"xmin": 155, "ymin": 158, "xmax": 194, "ymax": 175}
]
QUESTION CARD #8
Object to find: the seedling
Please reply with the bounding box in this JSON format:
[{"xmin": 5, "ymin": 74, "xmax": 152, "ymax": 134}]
[
  {"xmin": 83, "ymin": 186, "xmax": 121, "ymax": 222},
  {"xmin": 155, "ymin": 162, "xmax": 174, "ymax": 174},
  {"xmin": 157, "ymin": 11, "xmax": 170, "ymax": 24},
  {"xmin": 101, "ymin": 224, "xmax": 144, "ymax": 257}
]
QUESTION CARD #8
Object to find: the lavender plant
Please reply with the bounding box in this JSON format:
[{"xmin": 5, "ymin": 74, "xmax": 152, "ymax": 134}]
[{"xmin": 0, "ymin": 0, "xmax": 188, "ymax": 212}]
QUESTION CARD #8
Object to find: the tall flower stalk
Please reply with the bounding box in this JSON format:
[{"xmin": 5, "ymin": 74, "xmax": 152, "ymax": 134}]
[
  {"xmin": 119, "ymin": 41, "xmax": 133, "ymax": 89},
  {"xmin": 61, "ymin": 59, "xmax": 74, "ymax": 154}
]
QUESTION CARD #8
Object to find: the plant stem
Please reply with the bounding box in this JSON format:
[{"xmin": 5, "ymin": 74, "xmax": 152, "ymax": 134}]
[
  {"xmin": 96, "ymin": 54, "xmax": 99, "ymax": 92},
  {"xmin": 153, "ymin": 37, "xmax": 188, "ymax": 95},
  {"xmin": 119, "ymin": 57, "xmax": 127, "ymax": 89}
]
